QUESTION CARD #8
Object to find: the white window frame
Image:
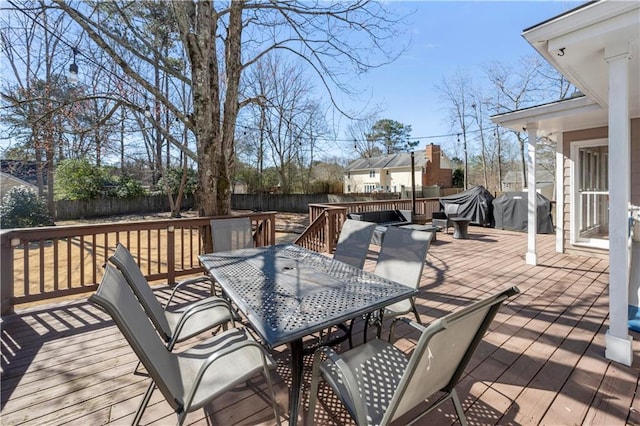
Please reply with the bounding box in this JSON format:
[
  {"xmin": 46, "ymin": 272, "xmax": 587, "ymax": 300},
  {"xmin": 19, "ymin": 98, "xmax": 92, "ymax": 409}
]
[{"xmin": 570, "ymin": 138, "xmax": 609, "ymax": 249}]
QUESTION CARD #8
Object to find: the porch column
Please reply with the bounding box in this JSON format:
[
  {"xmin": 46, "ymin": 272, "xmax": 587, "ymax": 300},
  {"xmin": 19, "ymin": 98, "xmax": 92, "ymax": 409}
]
[
  {"xmin": 605, "ymin": 44, "xmax": 632, "ymax": 366},
  {"xmin": 554, "ymin": 133, "xmax": 564, "ymax": 254},
  {"xmin": 526, "ymin": 122, "xmax": 538, "ymax": 265}
]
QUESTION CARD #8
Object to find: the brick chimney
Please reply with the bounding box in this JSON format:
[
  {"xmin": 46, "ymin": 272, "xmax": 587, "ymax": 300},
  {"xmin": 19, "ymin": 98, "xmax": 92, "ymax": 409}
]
[{"xmin": 423, "ymin": 143, "xmax": 452, "ymax": 188}]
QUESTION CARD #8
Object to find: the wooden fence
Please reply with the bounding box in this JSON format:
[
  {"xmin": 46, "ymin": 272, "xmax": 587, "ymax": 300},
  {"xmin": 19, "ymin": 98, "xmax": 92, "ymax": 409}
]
[{"xmin": 0, "ymin": 212, "xmax": 276, "ymax": 314}]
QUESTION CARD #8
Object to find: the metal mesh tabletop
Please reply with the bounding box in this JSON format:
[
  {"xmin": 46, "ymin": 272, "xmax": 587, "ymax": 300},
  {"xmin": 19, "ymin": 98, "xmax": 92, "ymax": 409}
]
[{"xmin": 199, "ymin": 244, "xmax": 416, "ymax": 348}]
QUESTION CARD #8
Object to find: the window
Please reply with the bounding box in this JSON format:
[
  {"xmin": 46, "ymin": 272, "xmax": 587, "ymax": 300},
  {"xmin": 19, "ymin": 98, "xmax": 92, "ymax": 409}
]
[
  {"xmin": 347, "ymin": 185, "xmax": 351, "ymax": 192},
  {"xmin": 571, "ymin": 139, "xmax": 608, "ymax": 248},
  {"xmin": 369, "ymin": 170, "xmax": 376, "ymax": 178}
]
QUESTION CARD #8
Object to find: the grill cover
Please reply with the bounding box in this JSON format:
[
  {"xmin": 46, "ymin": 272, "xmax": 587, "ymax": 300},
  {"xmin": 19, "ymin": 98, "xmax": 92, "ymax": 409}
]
[
  {"xmin": 492, "ymin": 191, "xmax": 554, "ymax": 234},
  {"xmin": 439, "ymin": 186, "xmax": 494, "ymax": 227}
]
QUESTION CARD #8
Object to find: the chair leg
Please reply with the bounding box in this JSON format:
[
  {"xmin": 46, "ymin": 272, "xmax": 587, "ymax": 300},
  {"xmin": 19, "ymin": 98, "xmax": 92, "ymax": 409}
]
[
  {"xmin": 263, "ymin": 364, "xmax": 282, "ymax": 426},
  {"xmin": 347, "ymin": 319, "xmax": 354, "ymax": 349},
  {"xmin": 450, "ymin": 390, "xmax": 468, "ymax": 426},
  {"xmin": 363, "ymin": 310, "xmax": 382, "ymax": 343},
  {"xmin": 133, "ymin": 381, "xmax": 156, "ymax": 425},
  {"xmin": 362, "ymin": 312, "xmax": 372, "ymax": 344},
  {"xmin": 306, "ymin": 351, "xmax": 323, "ymax": 425},
  {"xmin": 410, "ymin": 300, "xmax": 422, "ymax": 324},
  {"xmin": 132, "ymin": 360, "xmax": 147, "ymax": 376}
]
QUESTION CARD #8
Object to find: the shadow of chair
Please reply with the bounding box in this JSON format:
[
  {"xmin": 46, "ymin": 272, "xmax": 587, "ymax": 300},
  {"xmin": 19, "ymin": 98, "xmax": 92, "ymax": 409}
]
[
  {"xmin": 90, "ymin": 265, "xmax": 280, "ymax": 425},
  {"xmin": 431, "ymin": 203, "xmax": 460, "ymax": 234},
  {"xmin": 307, "ymin": 286, "xmax": 520, "ymax": 426}
]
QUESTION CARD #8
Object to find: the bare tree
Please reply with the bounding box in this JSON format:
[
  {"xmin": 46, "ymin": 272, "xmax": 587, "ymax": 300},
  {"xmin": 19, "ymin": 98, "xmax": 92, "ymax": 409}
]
[
  {"xmin": 470, "ymin": 96, "xmax": 489, "ymax": 189},
  {"xmin": 0, "ymin": 1, "xmax": 81, "ymax": 213},
  {"xmin": 435, "ymin": 71, "xmax": 473, "ymax": 190},
  {"xmin": 347, "ymin": 109, "xmax": 383, "ymax": 158},
  {"xmin": 485, "ymin": 56, "xmax": 547, "ymax": 189},
  {"xmin": 53, "ymin": 0, "xmax": 406, "ymax": 219}
]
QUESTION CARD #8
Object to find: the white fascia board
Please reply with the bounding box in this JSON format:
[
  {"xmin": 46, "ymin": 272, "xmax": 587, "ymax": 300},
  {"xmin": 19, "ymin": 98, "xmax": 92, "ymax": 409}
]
[
  {"xmin": 491, "ymin": 97, "xmax": 602, "ymax": 130},
  {"xmin": 523, "ymin": 1, "xmax": 638, "ymax": 44}
]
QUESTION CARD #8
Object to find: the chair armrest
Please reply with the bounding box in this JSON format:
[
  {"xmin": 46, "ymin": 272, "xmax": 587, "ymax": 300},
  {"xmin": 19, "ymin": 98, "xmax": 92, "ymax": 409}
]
[
  {"xmin": 184, "ymin": 332, "xmax": 273, "ymax": 411},
  {"xmin": 388, "ymin": 317, "xmax": 426, "ymax": 342},
  {"xmin": 165, "ymin": 275, "xmax": 215, "ymax": 308},
  {"xmin": 167, "ymin": 298, "xmax": 235, "ymax": 350}
]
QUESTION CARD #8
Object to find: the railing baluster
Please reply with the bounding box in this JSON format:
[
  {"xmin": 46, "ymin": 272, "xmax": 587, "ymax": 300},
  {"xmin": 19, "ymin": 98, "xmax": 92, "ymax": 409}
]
[
  {"xmin": 39, "ymin": 240, "xmax": 45, "ymax": 295},
  {"xmin": 79, "ymin": 235, "xmax": 85, "ymax": 287}
]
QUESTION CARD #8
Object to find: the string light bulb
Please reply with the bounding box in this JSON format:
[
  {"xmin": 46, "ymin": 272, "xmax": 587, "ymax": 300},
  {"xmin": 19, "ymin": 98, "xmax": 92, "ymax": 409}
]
[{"xmin": 68, "ymin": 47, "xmax": 79, "ymax": 84}]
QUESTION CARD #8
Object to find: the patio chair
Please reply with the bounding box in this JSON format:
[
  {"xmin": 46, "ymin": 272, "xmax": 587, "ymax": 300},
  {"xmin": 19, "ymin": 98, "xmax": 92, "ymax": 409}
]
[
  {"xmin": 364, "ymin": 226, "xmax": 431, "ymax": 340},
  {"xmin": 210, "ymin": 217, "xmax": 256, "ymax": 295},
  {"xmin": 210, "ymin": 216, "xmax": 255, "ymax": 252},
  {"xmin": 307, "ymin": 286, "xmax": 520, "ymax": 426},
  {"xmin": 431, "ymin": 203, "xmax": 460, "ymax": 233},
  {"xmin": 90, "ymin": 265, "xmax": 280, "ymax": 425},
  {"xmin": 108, "ymin": 243, "xmax": 235, "ymax": 353},
  {"xmin": 333, "ymin": 219, "xmax": 376, "ymax": 269}
]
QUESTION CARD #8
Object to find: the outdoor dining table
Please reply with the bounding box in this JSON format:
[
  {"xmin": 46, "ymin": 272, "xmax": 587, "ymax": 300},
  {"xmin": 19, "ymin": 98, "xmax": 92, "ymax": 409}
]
[{"xmin": 199, "ymin": 243, "xmax": 417, "ymax": 425}]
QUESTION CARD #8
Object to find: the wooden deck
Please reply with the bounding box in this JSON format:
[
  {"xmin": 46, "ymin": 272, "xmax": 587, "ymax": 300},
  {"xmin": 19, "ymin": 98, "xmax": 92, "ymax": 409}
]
[{"xmin": 2, "ymin": 227, "xmax": 639, "ymax": 425}]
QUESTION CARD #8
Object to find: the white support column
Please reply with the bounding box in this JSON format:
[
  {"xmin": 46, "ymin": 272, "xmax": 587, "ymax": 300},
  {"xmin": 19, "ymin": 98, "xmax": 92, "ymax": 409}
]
[
  {"xmin": 605, "ymin": 44, "xmax": 632, "ymax": 366},
  {"xmin": 555, "ymin": 133, "xmax": 564, "ymax": 254},
  {"xmin": 526, "ymin": 123, "xmax": 538, "ymax": 265}
]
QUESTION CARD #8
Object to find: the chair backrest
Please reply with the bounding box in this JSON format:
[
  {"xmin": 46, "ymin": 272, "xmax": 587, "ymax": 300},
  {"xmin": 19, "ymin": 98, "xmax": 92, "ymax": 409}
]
[
  {"xmin": 210, "ymin": 217, "xmax": 254, "ymax": 252},
  {"xmin": 444, "ymin": 203, "xmax": 460, "ymax": 218},
  {"xmin": 89, "ymin": 265, "xmax": 184, "ymax": 411},
  {"xmin": 384, "ymin": 286, "xmax": 520, "ymax": 423},
  {"xmin": 374, "ymin": 226, "xmax": 430, "ymax": 289},
  {"xmin": 333, "ymin": 219, "xmax": 376, "ymax": 269},
  {"xmin": 108, "ymin": 243, "xmax": 172, "ymax": 341}
]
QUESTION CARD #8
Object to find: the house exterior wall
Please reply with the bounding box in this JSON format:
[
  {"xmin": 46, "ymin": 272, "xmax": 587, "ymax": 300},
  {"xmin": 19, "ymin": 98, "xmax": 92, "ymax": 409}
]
[
  {"xmin": 344, "ymin": 169, "xmax": 379, "ymax": 193},
  {"xmin": 343, "ymin": 167, "xmax": 423, "ymax": 194},
  {"xmin": 561, "ymin": 119, "xmax": 640, "ymax": 258},
  {"xmin": 387, "ymin": 169, "xmax": 419, "ymax": 193}
]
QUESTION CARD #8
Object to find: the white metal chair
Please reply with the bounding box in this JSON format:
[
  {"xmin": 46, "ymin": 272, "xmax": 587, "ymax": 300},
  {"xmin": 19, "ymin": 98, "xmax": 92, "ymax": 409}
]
[
  {"xmin": 333, "ymin": 219, "xmax": 376, "ymax": 269},
  {"xmin": 365, "ymin": 226, "xmax": 431, "ymax": 340},
  {"xmin": 90, "ymin": 265, "xmax": 281, "ymax": 425},
  {"xmin": 108, "ymin": 243, "xmax": 235, "ymax": 353},
  {"xmin": 307, "ymin": 287, "xmax": 520, "ymax": 426}
]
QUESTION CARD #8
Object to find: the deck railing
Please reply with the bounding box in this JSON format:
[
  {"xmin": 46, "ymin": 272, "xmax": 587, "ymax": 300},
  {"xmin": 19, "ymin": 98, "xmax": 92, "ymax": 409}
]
[
  {"xmin": 294, "ymin": 207, "xmax": 348, "ymax": 253},
  {"xmin": 296, "ymin": 198, "xmax": 442, "ymax": 254},
  {"xmin": 0, "ymin": 212, "xmax": 276, "ymax": 314},
  {"xmin": 308, "ymin": 197, "xmax": 442, "ymax": 223}
]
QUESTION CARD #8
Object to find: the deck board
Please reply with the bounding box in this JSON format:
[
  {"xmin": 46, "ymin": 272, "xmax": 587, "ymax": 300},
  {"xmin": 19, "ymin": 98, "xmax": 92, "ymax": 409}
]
[{"xmin": 2, "ymin": 226, "xmax": 639, "ymax": 425}]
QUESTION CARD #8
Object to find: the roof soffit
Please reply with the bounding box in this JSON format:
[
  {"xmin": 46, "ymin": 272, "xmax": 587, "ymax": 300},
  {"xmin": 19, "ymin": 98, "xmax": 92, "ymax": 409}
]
[{"xmin": 523, "ymin": 1, "xmax": 640, "ymax": 117}]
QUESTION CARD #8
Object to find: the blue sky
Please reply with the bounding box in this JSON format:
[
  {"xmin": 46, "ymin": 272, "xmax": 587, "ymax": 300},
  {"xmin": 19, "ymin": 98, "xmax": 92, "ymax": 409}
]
[{"xmin": 328, "ymin": 1, "xmax": 583, "ymax": 157}]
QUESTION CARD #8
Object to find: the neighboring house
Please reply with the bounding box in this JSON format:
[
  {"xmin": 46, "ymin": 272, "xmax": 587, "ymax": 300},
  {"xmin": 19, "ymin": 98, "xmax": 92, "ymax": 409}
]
[
  {"xmin": 502, "ymin": 170, "xmax": 555, "ymax": 200},
  {"xmin": 491, "ymin": 0, "xmax": 639, "ymax": 367},
  {"xmin": 344, "ymin": 144, "xmax": 452, "ymax": 194},
  {"xmin": 232, "ymin": 181, "xmax": 247, "ymax": 194},
  {"xmin": 0, "ymin": 172, "xmax": 38, "ymax": 200}
]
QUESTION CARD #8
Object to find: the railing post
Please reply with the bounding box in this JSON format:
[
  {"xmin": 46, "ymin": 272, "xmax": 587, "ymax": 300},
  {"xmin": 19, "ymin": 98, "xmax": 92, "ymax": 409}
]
[
  {"xmin": 269, "ymin": 213, "xmax": 276, "ymax": 245},
  {"xmin": 325, "ymin": 211, "xmax": 334, "ymax": 253},
  {"xmin": 167, "ymin": 226, "xmax": 175, "ymax": 285},
  {"xmin": 1, "ymin": 233, "xmax": 16, "ymax": 315}
]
